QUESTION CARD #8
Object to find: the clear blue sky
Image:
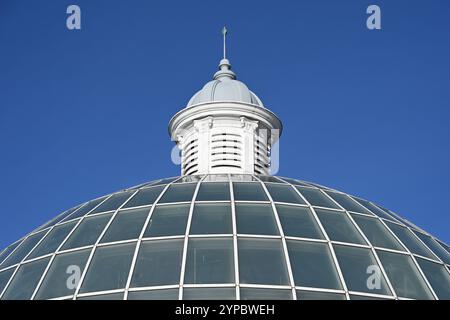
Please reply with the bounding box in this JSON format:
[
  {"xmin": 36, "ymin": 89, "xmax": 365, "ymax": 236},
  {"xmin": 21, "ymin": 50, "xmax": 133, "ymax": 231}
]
[{"xmin": 0, "ymin": 0, "xmax": 449, "ymax": 249}]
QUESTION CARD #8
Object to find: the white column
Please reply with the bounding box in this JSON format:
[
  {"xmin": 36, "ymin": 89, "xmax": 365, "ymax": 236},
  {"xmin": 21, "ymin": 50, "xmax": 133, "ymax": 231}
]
[
  {"xmin": 193, "ymin": 117, "xmax": 213, "ymax": 175},
  {"xmin": 240, "ymin": 117, "xmax": 258, "ymax": 174}
]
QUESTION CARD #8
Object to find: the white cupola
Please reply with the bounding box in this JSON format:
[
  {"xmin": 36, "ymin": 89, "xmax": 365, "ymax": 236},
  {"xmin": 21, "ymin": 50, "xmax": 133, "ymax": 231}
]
[{"xmin": 168, "ymin": 28, "xmax": 282, "ymax": 175}]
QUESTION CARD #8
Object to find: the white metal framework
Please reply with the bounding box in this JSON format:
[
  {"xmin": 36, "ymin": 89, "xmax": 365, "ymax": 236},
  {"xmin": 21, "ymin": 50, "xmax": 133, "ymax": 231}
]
[{"xmin": 0, "ymin": 174, "xmax": 449, "ymax": 300}]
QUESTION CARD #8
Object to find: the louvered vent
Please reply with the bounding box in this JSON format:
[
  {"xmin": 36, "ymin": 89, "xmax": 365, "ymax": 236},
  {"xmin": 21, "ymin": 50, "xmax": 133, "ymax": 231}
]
[{"xmin": 210, "ymin": 132, "xmax": 243, "ymax": 170}]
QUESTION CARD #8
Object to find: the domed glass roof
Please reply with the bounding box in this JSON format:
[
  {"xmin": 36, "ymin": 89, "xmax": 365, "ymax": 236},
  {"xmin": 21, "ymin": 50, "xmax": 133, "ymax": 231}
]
[{"xmin": 0, "ymin": 174, "xmax": 449, "ymax": 300}]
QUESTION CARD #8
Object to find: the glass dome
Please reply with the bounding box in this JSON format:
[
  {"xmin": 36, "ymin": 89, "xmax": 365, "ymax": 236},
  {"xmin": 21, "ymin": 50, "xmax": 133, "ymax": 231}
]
[{"xmin": 0, "ymin": 174, "xmax": 449, "ymax": 300}]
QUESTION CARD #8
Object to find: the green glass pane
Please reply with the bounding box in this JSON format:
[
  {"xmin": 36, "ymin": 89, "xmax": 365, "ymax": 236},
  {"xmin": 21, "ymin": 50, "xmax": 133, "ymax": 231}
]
[
  {"xmin": 79, "ymin": 243, "xmax": 135, "ymax": 293},
  {"xmin": 240, "ymin": 288, "xmax": 292, "ymax": 300},
  {"xmin": 123, "ymin": 186, "xmax": 165, "ymax": 208},
  {"xmin": 144, "ymin": 204, "xmax": 190, "ymax": 237},
  {"xmin": 386, "ymin": 222, "xmax": 435, "ymax": 259},
  {"xmin": 35, "ymin": 249, "xmax": 91, "ymax": 299},
  {"xmin": 184, "ymin": 238, "xmax": 234, "ymax": 284},
  {"xmin": 183, "ymin": 288, "xmax": 235, "ymax": 300},
  {"xmin": 236, "ymin": 204, "xmax": 279, "ymax": 235},
  {"xmin": 334, "ymin": 245, "xmax": 391, "ymax": 295},
  {"xmin": 0, "ymin": 241, "xmax": 21, "ymax": 266},
  {"xmin": 28, "ymin": 221, "xmax": 77, "ymax": 259},
  {"xmin": 265, "ymin": 183, "xmax": 305, "ymax": 204},
  {"xmin": 276, "ymin": 205, "xmax": 324, "ymax": 239},
  {"xmin": 2, "ymin": 231, "xmax": 47, "ymax": 268},
  {"xmin": 89, "ymin": 191, "xmax": 134, "ymax": 215},
  {"xmin": 316, "ymin": 209, "xmax": 366, "ymax": 245},
  {"xmin": 190, "ymin": 204, "xmax": 232, "ymax": 235},
  {"xmin": 131, "ymin": 239, "xmax": 183, "ymax": 287},
  {"xmin": 196, "ymin": 182, "xmax": 230, "ymax": 201},
  {"xmin": 416, "ymin": 258, "xmax": 450, "ymax": 300},
  {"xmin": 238, "ymin": 238, "xmax": 289, "ymax": 285},
  {"xmin": 349, "ymin": 294, "xmax": 387, "ymax": 300},
  {"xmin": 62, "ymin": 213, "xmax": 112, "ymax": 250},
  {"xmin": 376, "ymin": 250, "xmax": 434, "ymax": 299},
  {"xmin": 233, "ymin": 183, "xmax": 268, "ymax": 201},
  {"xmin": 101, "ymin": 208, "xmax": 150, "ymax": 243},
  {"xmin": 127, "ymin": 289, "xmax": 179, "ymax": 300},
  {"xmin": 352, "ymin": 198, "xmax": 397, "ymax": 222},
  {"xmin": 258, "ymin": 176, "xmax": 283, "ymax": 183},
  {"xmin": 351, "ymin": 214, "xmax": 403, "ymax": 251},
  {"xmin": 296, "ymin": 187, "xmax": 339, "ymax": 209},
  {"xmin": 77, "ymin": 292, "xmax": 124, "ymax": 300},
  {"xmin": 0, "ymin": 268, "xmax": 15, "ymax": 295},
  {"xmin": 287, "ymin": 240, "xmax": 342, "ymax": 290},
  {"xmin": 66, "ymin": 197, "xmax": 107, "ymax": 220},
  {"xmin": 158, "ymin": 183, "xmax": 197, "ymax": 203},
  {"xmin": 413, "ymin": 231, "xmax": 450, "ymax": 264},
  {"xmin": 2, "ymin": 257, "xmax": 50, "ymax": 300},
  {"xmin": 325, "ymin": 191, "xmax": 372, "ymax": 214},
  {"xmin": 296, "ymin": 290, "xmax": 346, "ymax": 300}
]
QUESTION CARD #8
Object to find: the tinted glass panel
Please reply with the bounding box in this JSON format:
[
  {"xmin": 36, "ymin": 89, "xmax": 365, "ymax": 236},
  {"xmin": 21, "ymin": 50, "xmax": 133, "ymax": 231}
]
[
  {"xmin": 236, "ymin": 204, "xmax": 279, "ymax": 235},
  {"xmin": 2, "ymin": 257, "xmax": 50, "ymax": 300},
  {"xmin": 144, "ymin": 204, "xmax": 190, "ymax": 237},
  {"xmin": 128, "ymin": 289, "xmax": 179, "ymax": 300},
  {"xmin": 240, "ymin": 288, "xmax": 292, "ymax": 300},
  {"xmin": 334, "ymin": 245, "xmax": 391, "ymax": 295},
  {"xmin": 376, "ymin": 250, "xmax": 434, "ymax": 299},
  {"xmin": 238, "ymin": 238, "xmax": 289, "ymax": 285},
  {"xmin": 287, "ymin": 240, "xmax": 342, "ymax": 290},
  {"xmin": 352, "ymin": 198, "xmax": 397, "ymax": 222},
  {"xmin": 0, "ymin": 268, "xmax": 15, "ymax": 295},
  {"xmin": 296, "ymin": 187, "xmax": 339, "ymax": 209},
  {"xmin": 190, "ymin": 204, "xmax": 232, "ymax": 235},
  {"xmin": 196, "ymin": 183, "xmax": 230, "ymax": 201},
  {"xmin": 349, "ymin": 294, "xmax": 387, "ymax": 300},
  {"xmin": 386, "ymin": 222, "xmax": 435, "ymax": 259},
  {"xmin": 77, "ymin": 292, "xmax": 124, "ymax": 300},
  {"xmin": 296, "ymin": 290, "xmax": 346, "ymax": 300},
  {"xmin": 37, "ymin": 206, "xmax": 81, "ymax": 231},
  {"xmin": 233, "ymin": 183, "xmax": 268, "ymax": 201},
  {"xmin": 416, "ymin": 258, "xmax": 450, "ymax": 300},
  {"xmin": 351, "ymin": 214, "xmax": 403, "ymax": 251},
  {"xmin": 315, "ymin": 209, "xmax": 366, "ymax": 245},
  {"xmin": 278, "ymin": 177, "xmax": 310, "ymax": 186},
  {"xmin": 28, "ymin": 221, "xmax": 77, "ymax": 259},
  {"xmin": 413, "ymin": 231, "xmax": 450, "ymax": 265},
  {"xmin": 123, "ymin": 186, "xmax": 164, "ymax": 208},
  {"xmin": 184, "ymin": 238, "xmax": 234, "ymax": 284},
  {"xmin": 101, "ymin": 208, "xmax": 150, "ymax": 243},
  {"xmin": 89, "ymin": 191, "xmax": 134, "ymax": 214},
  {"xmin": 66, "ymin": 197, "xmax": 107, "ymax": 220},
  {"xmin": 152, "ymin": 177, "xmax": 178, "ymax": 185},
  {"xmin": 131, "ymin": 239, "xmax": 183, "ymax": 287},
  {"xmin": 265, "ymin": 183, "xmax": 305, "ymax": 204},
  {"xmin": 62, "ymin": 213, "xmax": 112, "ymax": 250},
  {"xmin": 35, "ymin": 249, "xmax": 91, "ymax": 299},
  {"xmin": 80, "ymin": 243, "xmax": 135, "ymax": 293},
  {"xmin": 158, "ymin": 183, "xmax": 196, "ymax": 203},
  {"xmin": 0, "ymin": 241, "xmax": 21, "ymax": 265},
  {"xmin": 2, "ymin": 231, "xmax": 47, "ymax": 268},
  {"xmin": 258, "ymin": 176, "xmax": 283, "ymax": 183},
  {"xmin": 277, "ymin": 205, "xmax": 323, "ymax": 239},
  {"xmin": 183, "ymin": 288, "xmax": 235, "ymax": 300},
  {"xmin": 325, "ymin": 191, "xmax": 372, "ymax": 214}
]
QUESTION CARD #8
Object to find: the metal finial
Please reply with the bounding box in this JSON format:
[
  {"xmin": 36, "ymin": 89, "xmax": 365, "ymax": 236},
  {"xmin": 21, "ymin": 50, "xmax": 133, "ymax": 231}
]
[{"xmin": 222, "ymin": 26, "xmax": 228, "ymax": 59}]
